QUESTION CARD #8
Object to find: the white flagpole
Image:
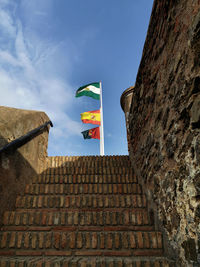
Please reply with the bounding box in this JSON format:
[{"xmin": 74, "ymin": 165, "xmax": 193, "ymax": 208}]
[{"xmin": 100, "ymin": 81, "xmax": 104, "ymax": 156}]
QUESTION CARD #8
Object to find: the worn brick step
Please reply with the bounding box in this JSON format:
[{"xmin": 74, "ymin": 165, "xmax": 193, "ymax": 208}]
[
  {"xmin": 25, "ymin": 184, "xmax": 142, "ymax": 195},
  {"xmin": 0, "ymin": 231, "xmax": 163, "ymax": 251},
  {"xmin": 33, "ymin": 174, "xmax": 137, "ymax": 184},
  {"xmin": 15, "ymin": 195, "xmax": 147, "ymax": 209},
  {"xmin": 42, "ymin": 167, "xmax": 134, "ymax": 176},
  {"xmin": 46, "ymin": 155, "xmax": 131, "ymax": 167},
  {"xmin": 0, "ymin": 250, "xmax": 164, "ymax": 258},
  {"xmin": 3, "ymin": 210, "xmax": 152, "ymax": 227},
  {"xmin": 1, "ymin": 226, "xmax": 155, "ymax": 233},
  {"xmin": 0, "ymin": 256, "xmax": 176, "ymax": 266}
]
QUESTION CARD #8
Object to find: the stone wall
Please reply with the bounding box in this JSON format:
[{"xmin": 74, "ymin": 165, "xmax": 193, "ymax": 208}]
[
  {"xmin": 120, "ymin": 86, "xmax": 134, "ymax": 153},
  {"xmin": 0, "ymin": 106, "xmax": 50, "ymax": 225},
  {"xmin": 128, "ymin": 0, "xmax": 200, "ymax": 266}
]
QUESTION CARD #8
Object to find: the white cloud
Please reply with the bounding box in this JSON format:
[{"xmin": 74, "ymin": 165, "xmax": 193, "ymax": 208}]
[
  {"xmin": 0, "ymin": 50, "xmax": 20, "ymax": 66},
  {"xmin": 0, "ymin": 0, "xmax": 82, "ymax": 154},
  {"xmin": 0, "ymin": 8, "xmax": 15, "ymax": 37}
]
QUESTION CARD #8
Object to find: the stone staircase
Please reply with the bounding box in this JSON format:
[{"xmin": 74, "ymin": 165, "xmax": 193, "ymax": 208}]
[{"xmin": 0, "ymin": 156, "xmax": 175, "ymax": 266}]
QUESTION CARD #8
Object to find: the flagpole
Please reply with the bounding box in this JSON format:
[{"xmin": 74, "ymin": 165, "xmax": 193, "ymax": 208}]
[{"xmin": 100, "ymin": 81, "xmax": 104, "ymax": 156}]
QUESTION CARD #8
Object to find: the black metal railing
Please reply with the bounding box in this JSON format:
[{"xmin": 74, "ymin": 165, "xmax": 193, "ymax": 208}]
[{"xmin": 0, "ymin": 120, "xmax": 53, "ymax": 154}]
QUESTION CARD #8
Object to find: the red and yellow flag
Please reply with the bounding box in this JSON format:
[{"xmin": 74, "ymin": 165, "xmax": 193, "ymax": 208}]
[
  {"xmin": 81, "ymin": 110, "xmax": 101, "ymax": 125},
  {"xmin": 81, "ymin": 127, "xmax": 100, "ymax": 140}
]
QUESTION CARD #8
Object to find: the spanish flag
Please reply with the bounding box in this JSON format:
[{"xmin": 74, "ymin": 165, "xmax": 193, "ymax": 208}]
[
  {"xmin": 81, "ymin": 127, "xmax": 100, "ymax": 140},
  {"xmin": 81, "ymin": 110, "xmax": 101, "ymax": 125}
]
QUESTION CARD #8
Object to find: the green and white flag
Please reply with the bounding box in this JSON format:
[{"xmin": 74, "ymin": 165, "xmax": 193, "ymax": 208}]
[{"xmin": 75, "ymin": 82, "xmax": 100, "ymax": 100}]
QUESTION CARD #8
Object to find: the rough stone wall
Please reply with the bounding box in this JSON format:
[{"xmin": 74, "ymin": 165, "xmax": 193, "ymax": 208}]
[
  {"xmin": 0, "ymin": 106, "xmax": 50, "ymax": 225},
  {"xmin": 128, "ymin": 0, "xmax": 200, "ymax": 266}
]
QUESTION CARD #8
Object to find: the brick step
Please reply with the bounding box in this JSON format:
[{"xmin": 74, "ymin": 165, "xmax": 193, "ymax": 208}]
[
  {"xmin": 0, "ymin": 231, "xmax": 163, "ymax": 252},
  {"xmin": 33, "ymin": 174, "xmax": 137, "ymax": 184},
  {"xmin": 1, "ymin": 226, "xmax": 155, "ymax": 233},
  {"xmin": 42, "ymin": 167, "xmax": 134, "ymax": 175},
  {"xmin": 15, "ymin": 195, "xmax": 147, "ymax": 209},
  {"xmin": 3, "ymin": 210, "xmax": 152, "ymax": 227},
  {"xmin": 25, "ymin": 184, "xmax": 142, "ymax": 195},
  {"xmin": 0, "ymin": 256, "xmax": 176, "ymax": 266},
  {"xmin": 46, "ymin": 155, "xmax": 131, "ymax": 167}
]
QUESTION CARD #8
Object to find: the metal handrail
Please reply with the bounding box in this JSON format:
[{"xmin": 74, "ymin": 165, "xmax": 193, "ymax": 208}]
[{"xmin": 0, "ymin": 120, "xmax": 53, "ymax": 154}]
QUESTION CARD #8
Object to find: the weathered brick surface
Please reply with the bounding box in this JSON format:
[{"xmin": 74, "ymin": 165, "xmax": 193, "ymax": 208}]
[
  {"xmin": 33, "ymin": 174, "xmax": 137, "ymax": 184},
  {"xmin": 25, "ymin": 183, "xmax": 142, "ymax": 195},
  {"xmin": 15, "ymin": 195, "xmax": 147, "ymax": 209},
  {"xmin": 0, "ymin": 155, "xmax": 174, "ymax": 265},
  {"xmin": 2, "ymin": 210, "xmax": 151, "ymax": 228},
  {"xmin": 0, "ymin": 257, "xmax": 177, "ymax": 266}
]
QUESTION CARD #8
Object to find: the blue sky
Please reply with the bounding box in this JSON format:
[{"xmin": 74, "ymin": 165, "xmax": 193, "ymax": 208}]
[{"xmin": 0, "ymin": 0, "xmax": 154, "ymax": 156}]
